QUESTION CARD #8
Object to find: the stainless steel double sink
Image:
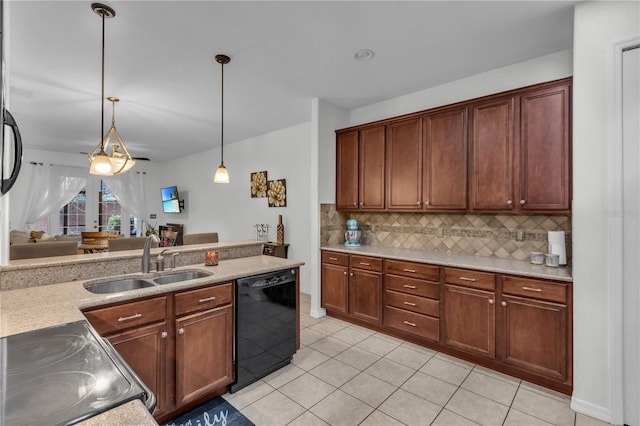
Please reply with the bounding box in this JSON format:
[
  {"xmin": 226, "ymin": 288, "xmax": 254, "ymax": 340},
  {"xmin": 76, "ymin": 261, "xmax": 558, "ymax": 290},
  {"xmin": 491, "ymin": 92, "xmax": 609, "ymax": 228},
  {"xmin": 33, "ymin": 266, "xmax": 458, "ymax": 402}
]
[{"xmin": 84, "ymin": 270, "xmax": 212, "ymax": 294}]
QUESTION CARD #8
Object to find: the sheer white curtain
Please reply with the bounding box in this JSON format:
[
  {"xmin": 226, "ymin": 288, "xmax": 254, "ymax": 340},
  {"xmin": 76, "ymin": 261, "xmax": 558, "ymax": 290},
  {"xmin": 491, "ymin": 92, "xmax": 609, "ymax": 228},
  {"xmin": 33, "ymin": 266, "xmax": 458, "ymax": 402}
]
[
  {"xmin": 103, "ymin": 171, "xmax": 148, "ymax": 236},
  {"xmin": 19, "ymin": 164, "xmax": 87, "ymax": 230}
]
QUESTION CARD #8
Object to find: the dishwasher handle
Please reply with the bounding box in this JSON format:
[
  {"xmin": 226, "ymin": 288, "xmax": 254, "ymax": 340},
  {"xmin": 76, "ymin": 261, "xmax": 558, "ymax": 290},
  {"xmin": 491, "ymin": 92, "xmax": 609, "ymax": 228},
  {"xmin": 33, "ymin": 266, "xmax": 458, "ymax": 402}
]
[{"xmin": 237, "ymin": 269, "xmax": 296, "ymax": 289}]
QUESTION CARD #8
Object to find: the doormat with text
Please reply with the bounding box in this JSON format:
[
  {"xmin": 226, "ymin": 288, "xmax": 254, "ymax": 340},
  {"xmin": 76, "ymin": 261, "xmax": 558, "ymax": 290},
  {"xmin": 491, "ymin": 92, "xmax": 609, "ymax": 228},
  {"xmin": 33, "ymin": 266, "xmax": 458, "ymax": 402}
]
[{"xmin": 163, "ymin": 396, "xmax": 254, "ymax": 426}]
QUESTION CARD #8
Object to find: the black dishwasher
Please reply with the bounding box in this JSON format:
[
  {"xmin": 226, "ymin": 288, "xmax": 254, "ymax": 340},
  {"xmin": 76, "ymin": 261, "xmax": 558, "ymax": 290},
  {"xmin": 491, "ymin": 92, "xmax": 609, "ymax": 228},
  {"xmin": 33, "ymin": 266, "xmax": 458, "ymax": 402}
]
[{"xmin": 230, "ymin": 268, "xmax": 297, "ymax": 393}]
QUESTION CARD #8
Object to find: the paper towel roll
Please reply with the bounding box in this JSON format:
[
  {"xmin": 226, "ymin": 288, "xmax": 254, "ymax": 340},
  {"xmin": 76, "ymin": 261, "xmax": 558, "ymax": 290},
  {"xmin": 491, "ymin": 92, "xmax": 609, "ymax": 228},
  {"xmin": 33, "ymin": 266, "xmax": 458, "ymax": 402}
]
[{"xmin": 548, "ymin": 231, "xmax": 567, "ymax": 266}]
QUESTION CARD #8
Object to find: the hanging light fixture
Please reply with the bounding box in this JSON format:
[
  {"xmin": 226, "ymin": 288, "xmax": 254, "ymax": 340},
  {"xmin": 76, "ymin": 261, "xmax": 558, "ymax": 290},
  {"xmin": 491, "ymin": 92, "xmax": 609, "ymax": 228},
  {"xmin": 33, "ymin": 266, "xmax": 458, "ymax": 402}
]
[
  {"xmin": 213, "ymin": 54, "xmax": 230, "ymax": 183},
  {"xmin": 88, "ymin": 3, "xmax": 135, "ymax": 176}
]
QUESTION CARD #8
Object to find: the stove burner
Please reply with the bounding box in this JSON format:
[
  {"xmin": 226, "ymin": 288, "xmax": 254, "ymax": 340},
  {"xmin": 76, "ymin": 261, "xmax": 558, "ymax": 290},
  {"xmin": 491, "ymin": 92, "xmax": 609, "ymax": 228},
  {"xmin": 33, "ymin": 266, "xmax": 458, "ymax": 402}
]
[
  {"xmin": 6, "ymin": 333, "xmax": 89, "ymax": 374},
  {"xmin": 4, "ymin": 371, "xmax": 96, "ymax": 425}
]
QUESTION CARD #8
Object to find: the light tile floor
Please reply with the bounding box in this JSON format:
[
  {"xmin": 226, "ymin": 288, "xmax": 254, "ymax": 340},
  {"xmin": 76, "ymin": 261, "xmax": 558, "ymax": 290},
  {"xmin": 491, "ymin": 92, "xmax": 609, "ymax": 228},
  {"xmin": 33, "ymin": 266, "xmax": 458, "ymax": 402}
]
[{"xmin": 224, "ymin": 294, "xmax": 609, "ymax": 426}]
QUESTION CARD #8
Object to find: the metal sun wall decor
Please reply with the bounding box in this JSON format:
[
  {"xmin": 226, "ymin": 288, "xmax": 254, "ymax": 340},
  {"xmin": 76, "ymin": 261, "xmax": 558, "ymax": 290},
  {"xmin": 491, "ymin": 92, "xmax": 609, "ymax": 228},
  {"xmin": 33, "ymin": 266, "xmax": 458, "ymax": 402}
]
[{"xmin": 250, "ymin": 171, "xmax": 287, "ymax": 207}]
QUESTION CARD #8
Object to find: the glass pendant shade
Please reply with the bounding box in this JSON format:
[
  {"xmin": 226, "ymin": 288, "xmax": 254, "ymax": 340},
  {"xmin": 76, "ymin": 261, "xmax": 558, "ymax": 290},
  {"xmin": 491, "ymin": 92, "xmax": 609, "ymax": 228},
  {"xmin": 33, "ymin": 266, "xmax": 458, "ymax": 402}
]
[
  {"xmin": 214, "ymin": 163, "xmax": 229, "ymax": 183},
  {"xmin": 88, "ymin": 149, "xmax": 114, "ymax": 175}
]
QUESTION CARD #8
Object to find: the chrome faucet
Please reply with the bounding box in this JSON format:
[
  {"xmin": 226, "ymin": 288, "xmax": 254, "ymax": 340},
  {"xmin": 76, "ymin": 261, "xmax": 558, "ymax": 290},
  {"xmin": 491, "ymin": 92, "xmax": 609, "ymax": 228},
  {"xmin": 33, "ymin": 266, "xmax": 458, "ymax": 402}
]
[
  {"xmin": 170, "ymin": 252, "xmax": 180, "ymax": 269},
  {"xmin": 142, "ymin": 234, "xmax": 161, "ymax": 273}
]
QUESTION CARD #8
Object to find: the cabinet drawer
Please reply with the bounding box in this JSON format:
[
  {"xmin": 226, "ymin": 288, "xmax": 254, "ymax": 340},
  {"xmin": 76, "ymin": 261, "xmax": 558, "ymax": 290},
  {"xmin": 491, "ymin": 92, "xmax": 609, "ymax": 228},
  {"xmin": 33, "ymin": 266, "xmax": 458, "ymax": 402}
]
[
  {"xmin": 84, "ymin": 296, "xmax": 167, "ymax": 335},
  {"xmin": 384, "ymin": 306, "xmax": 439, "ymax": 341},
  {"xmin": 175, "ymin": 282, "xmax": 233, "ymax": 317},
  {"xmin": 351, "ymin": 255, "xmax": 382, "ymax": 272},
  {"xmin": 384, "ymin": 259, "xmax": 440, "ymax": 281},
  {"xmin": 385, "ymin": 275, "xmax": 439, "ymax": 299},
  {"xmin": 321, "ymin": 251, "xmax": 349, "ymax": 267},
  {"xmin": 386, "ymin": 290, "xmax": 439, "ymax": 317},
  {"xmin": 445, "ymin": 267, "xmax": 495, "ymax": 291},
  {"xmin": 502, "ymin": 276, "xmax": 567, "ymax": 304}
]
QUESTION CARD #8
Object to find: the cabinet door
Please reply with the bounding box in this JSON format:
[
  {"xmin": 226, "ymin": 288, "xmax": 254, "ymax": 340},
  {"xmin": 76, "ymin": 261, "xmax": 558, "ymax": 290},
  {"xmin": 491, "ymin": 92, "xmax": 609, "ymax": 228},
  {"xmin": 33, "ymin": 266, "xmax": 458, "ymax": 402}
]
[
  {"xmin": 443, "ymin": 284, "xmax": 496, "ymax": 358},
  {"xmin": 321, "ymin": 263, "xmax": 349, "ymax": 313},
  {"xmin": 470, "ymin": 97, "xmax": 515, "ymax": 211},
  {"xmin": 359, "ymin": 125, "xmax": 386, "ymax": 210},
  {"xmin": 107, "ymin": 322, "xmax": 170, "ymax": 419},
  {"xmin": 349, "ymin": 269, "xmax": 382, "ymax": 324},
  {"xmin": 386, "ymin": 118, "xmax": 423, "ymax": 210},
  {"xmin": 423, "ymin": 108, "xmax": 468, "ymax": 210},
  {"xmin": 519, "ymin": 84, "xmax": 571, "ymax": 211},
  {"xmin": 500, "ymin": 295, "xmax": 568, "ymax": 382},
  {"xmin": 175, "ymin": 306, "xmax": 233, "ymax": 407},
  {"xmin": 336, "ymin": 130, "xmax": 359, "ymax": 210}
]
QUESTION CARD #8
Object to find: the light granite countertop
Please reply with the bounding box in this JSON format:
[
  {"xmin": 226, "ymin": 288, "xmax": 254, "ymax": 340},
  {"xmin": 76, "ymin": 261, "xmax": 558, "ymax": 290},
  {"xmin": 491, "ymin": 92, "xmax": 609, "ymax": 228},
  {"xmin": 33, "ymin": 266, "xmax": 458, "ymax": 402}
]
[
  {"xmin": 321, "ymin": 244, "xmax": 572, "ymax": 282},
  {"xmin": 0, "ymin": 252, "xmax": 304, "ymax": 425}
]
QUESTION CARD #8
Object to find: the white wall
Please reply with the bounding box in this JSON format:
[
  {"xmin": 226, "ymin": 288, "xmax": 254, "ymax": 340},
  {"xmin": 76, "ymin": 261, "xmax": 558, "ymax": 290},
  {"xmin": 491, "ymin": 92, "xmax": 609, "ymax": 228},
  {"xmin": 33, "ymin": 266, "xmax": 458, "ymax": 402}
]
[
  {"xmin": 350, "ymin": 49, "xmax": 573, "ymax": 126},
  {"xmin": 572, "ymin": 2, "xmax": 640, "ymax": 422},
  {"xmin": 156, "ymin": 122, "xmax": 313, "ymax": 293}
]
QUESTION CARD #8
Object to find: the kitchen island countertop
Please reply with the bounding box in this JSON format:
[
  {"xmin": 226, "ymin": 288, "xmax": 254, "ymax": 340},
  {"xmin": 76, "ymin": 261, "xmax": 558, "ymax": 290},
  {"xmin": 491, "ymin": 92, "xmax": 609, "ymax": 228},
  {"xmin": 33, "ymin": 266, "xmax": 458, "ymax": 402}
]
[{"xmin": 0, "ymin": 253, "xmax": 304, "ymax": 425}]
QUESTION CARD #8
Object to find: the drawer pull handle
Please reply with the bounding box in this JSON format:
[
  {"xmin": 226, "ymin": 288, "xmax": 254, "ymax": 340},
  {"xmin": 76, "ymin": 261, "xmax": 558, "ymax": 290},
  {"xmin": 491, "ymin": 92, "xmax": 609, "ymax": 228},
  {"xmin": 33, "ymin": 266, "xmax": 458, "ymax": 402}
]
[
  {"xmin": 522, "ymin": 286, "xmax": 542, "ymax": 292},
  {"xmin": 199, "ymin": 296, "xmax": 217, "ymax": 303},
  {"xmin": 329, "ymin": 257, "xmax": 338, "ymax": 261},
  {"xmin": 460, "ymin": 277, "xmax": 476, "ymax": 282},
  {"xmin": 359, "ymin": 262, "xmax": 370, "ymax": 266},
  {"xmin": 403, "ymin": 301, "xmax": 417, "ymax": 307},
  {"xmin": 118, "ymin": 313, "xmax": 142, "ymax": 322},
  {"xmin": 403, "ymin": 285, "xmax": 417, "ymax": 289},
  {"xmin": 403, "ymin": 268, "xmax": 416, "ymax": 273},
  {"xmin": 403, "ymin": 320, "xmax": 417, "ymax": 327}
]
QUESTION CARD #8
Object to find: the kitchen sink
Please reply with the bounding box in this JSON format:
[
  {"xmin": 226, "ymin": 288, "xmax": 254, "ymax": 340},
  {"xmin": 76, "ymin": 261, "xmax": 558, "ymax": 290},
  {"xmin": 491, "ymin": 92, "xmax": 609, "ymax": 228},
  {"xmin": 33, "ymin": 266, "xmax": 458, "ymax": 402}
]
[
  {"xmin": 84, "ymin": 278, "xmax": 155, "ymax": 294},
  {"xmin": 152, "ymin": 271, "xmax": 212, "ymax": 285}
]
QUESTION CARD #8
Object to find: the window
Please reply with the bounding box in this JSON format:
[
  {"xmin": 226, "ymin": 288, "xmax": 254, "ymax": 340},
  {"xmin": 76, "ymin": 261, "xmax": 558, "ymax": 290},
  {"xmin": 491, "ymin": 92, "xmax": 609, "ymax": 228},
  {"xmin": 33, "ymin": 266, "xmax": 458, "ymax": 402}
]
[
  {"xmin": 60, "ymin": 189, "xmax": 86, "ymax": 235},
  {"xmin": 99, "ymin": 181, "xmax": 122, "ymax": 232}
]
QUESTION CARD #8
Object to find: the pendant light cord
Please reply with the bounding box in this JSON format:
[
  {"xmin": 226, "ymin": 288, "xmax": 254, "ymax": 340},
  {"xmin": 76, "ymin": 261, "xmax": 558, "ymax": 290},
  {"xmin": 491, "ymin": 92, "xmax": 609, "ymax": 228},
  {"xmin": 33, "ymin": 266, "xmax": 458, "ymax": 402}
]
[
  {"xmin": 220, "ymin": 59, "xmax": 224, "ymax": 165},
  {"xmin": 100, "ymin": 10, "xmax": 105, "ymax": 147}
]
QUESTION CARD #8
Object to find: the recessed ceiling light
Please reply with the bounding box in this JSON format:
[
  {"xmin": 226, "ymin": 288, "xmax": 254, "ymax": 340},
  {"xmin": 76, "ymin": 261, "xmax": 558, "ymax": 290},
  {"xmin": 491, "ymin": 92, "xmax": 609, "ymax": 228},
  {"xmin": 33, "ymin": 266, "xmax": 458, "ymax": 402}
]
[{"xmin": 353, "ymin": 49, "xmax": 375, "ymax": 61}]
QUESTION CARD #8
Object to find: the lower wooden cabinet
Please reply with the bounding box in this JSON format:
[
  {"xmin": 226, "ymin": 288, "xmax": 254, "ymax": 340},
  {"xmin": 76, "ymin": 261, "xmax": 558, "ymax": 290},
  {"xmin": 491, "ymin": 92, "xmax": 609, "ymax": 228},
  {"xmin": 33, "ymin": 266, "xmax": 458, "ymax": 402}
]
[
  {"xmin": 83, "ymin": 282, "xmax": 234, "ymax": 422},
  {"xmin": 499, "ymin": 275, "xmax": 571, "ymax": 383},
  {"xmin": 106, "ymin": 321, "xmax": 170, "ymax": 419},
  {"xmin": 175, "ymin": 305, "xmax": 233, "ymax": 406},
  {"xmin": 320, "ymin": 249, "xmax": 573, "ymax": 393}
]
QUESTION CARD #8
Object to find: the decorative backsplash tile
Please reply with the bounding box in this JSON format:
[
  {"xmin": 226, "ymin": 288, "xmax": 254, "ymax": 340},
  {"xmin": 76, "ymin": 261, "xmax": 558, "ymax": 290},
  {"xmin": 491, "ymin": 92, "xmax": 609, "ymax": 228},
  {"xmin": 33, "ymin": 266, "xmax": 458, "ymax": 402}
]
[{"xmin": 320, "ymin": 204, "xmax": 572, "ymax": 264}]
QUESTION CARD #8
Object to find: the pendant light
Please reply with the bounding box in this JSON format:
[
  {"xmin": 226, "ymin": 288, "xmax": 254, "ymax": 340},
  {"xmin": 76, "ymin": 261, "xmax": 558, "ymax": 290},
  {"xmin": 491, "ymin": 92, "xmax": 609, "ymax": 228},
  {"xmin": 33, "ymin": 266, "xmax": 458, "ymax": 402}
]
[
  {"xmin": 88, "ymin": 3, "xmax": 135, "ymax": 176},
  {"xmin": 213, "ymin": 54, "xmax": 230, "ymax": 183}
]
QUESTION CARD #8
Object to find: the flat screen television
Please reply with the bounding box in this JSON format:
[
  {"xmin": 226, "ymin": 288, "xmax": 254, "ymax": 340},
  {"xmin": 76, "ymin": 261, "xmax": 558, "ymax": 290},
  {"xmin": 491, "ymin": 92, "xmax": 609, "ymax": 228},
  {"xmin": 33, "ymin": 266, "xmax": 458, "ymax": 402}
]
[{"xmin": 161, "ymin": 185, "xmax": 181, "ymax": 213}]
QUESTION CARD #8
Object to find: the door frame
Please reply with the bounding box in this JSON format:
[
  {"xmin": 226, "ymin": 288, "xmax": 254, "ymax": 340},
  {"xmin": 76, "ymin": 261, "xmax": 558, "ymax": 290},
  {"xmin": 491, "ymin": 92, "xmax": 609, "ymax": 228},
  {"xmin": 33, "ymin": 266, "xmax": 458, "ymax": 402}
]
[{"xmin": 606, "ymin": 36, "xmax": 640, "ymax": 426}]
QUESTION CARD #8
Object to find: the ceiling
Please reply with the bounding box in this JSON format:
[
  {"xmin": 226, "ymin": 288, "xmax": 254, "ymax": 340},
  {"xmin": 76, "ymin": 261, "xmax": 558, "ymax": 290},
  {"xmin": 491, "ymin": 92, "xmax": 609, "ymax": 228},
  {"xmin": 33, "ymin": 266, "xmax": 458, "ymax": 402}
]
[{"xmin": 6, "ymin": 1, "xmax": 577, "ymax": 163}]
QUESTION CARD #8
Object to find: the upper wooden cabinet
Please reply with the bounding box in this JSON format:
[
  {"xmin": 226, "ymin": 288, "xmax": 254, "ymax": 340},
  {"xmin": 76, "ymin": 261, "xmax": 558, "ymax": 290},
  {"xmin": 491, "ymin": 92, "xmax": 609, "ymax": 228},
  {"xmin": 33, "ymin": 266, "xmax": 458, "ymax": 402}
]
[
  {"xmin": 423, "ymin": 107, "xmax": 468, "ymax": 210},
  {"xmin": 386, "ymin": 118, "xmax": 423, "ymax": 210},
  {"xmin": 335, "ymin": 78, "xmax": 572, "ymax": 213},
  {"xmin": 336, "ymin": 126, "xmax": 385, "ymax": 210},
  {"xmin": 470, "ymin": 80, "xmax": 572, "ymax": 212},
  {"xmin": 470, "ymin": 97, "xmax": 515, "ymax": 211},
  {"xmin": 518, "ymin": 84, "xmax": 571, "ymax": 211}
]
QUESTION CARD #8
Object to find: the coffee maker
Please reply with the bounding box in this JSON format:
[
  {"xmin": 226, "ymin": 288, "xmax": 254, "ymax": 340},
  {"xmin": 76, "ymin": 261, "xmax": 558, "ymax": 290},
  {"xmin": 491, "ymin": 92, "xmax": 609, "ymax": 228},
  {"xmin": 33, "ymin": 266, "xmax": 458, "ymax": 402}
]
[{"xmin": 344, "ymin": 219, "xmax": 361, "ymax": 247}]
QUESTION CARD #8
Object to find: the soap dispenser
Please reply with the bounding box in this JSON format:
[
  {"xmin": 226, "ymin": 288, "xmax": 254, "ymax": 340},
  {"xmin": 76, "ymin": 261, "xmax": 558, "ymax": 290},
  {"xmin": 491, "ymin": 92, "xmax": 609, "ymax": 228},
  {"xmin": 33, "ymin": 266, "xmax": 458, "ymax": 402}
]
[{"xmin": 156, "ymin": 250, "xmax": 167, "ymax": 272}]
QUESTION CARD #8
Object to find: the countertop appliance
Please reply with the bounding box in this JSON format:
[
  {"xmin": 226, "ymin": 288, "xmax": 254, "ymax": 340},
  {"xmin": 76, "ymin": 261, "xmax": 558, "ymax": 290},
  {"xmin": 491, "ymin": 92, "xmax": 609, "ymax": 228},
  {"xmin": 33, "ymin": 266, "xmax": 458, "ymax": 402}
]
[
  {"xmin": 230, "ymin": 268, "xmax": 297, "ymax": 393},
  {"xmin": 345, "ymin": 218, "xmax": 361, "ymax": 247},
  {"xmin": 0, "ymin": 320, "xmax": 156, "ymax": 425}
]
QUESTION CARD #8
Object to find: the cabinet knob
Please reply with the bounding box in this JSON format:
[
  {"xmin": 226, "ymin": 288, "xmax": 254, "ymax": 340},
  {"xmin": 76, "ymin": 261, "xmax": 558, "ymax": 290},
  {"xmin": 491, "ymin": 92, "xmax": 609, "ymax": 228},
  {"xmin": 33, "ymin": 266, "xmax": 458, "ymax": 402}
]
[
  {"xmin": 417, "ymin": 201, "xmax": 421, "ymax": 206},
  {"xmin": 360, "ymin": 202, "xmax": 364, "ymax": 206},
  {"xmin": 501, "ymin": 301, "xmax": 507, "ymax": 307},
  {"xmin": 507, "ymin": 200, "xmax": 513, "ymax": 205},
  {"xmin": 343, "ymin": 271, "xmax": 347, "ymax": 275},
  {"xmin": 425, "ymin": 201, "xmax": 430, "ymax": 206},
  {"xmin": 161, "ymin": 331, "xmax": 168, "ymax": 339},
  {"xmin": 520, "ymin": 200, "xmax": 526, "ymax": 205},
  {"xmin": 350, "ymin": 272, "xmax": 353, "ymax": 277},
  {"xmin": 488, "ymin": 299, "xmax": 494, "ymax": 304},
  {"xmin": 353, "ymin": 202, "xmax": 357, "ymax": 206},
  {"xmin": 178, "ymin": 327, "xmax": 185, "ymax": 335}
]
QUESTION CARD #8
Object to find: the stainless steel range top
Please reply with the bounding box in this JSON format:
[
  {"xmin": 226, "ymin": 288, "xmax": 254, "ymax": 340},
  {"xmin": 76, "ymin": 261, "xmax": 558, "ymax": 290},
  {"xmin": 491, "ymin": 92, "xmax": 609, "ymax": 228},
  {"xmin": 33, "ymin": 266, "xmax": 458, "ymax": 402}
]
[{"xmin": 0, "ymin": 321, "xmax": 155, "ymax": 426}]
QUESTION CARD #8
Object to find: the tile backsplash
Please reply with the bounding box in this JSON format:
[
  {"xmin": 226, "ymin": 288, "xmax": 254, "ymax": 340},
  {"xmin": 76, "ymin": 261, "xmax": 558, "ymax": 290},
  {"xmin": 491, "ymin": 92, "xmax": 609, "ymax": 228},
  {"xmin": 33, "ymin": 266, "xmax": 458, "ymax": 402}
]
[{"xmin": 320, "ymin": 204, "xmax": 571, "ymax": 264}]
